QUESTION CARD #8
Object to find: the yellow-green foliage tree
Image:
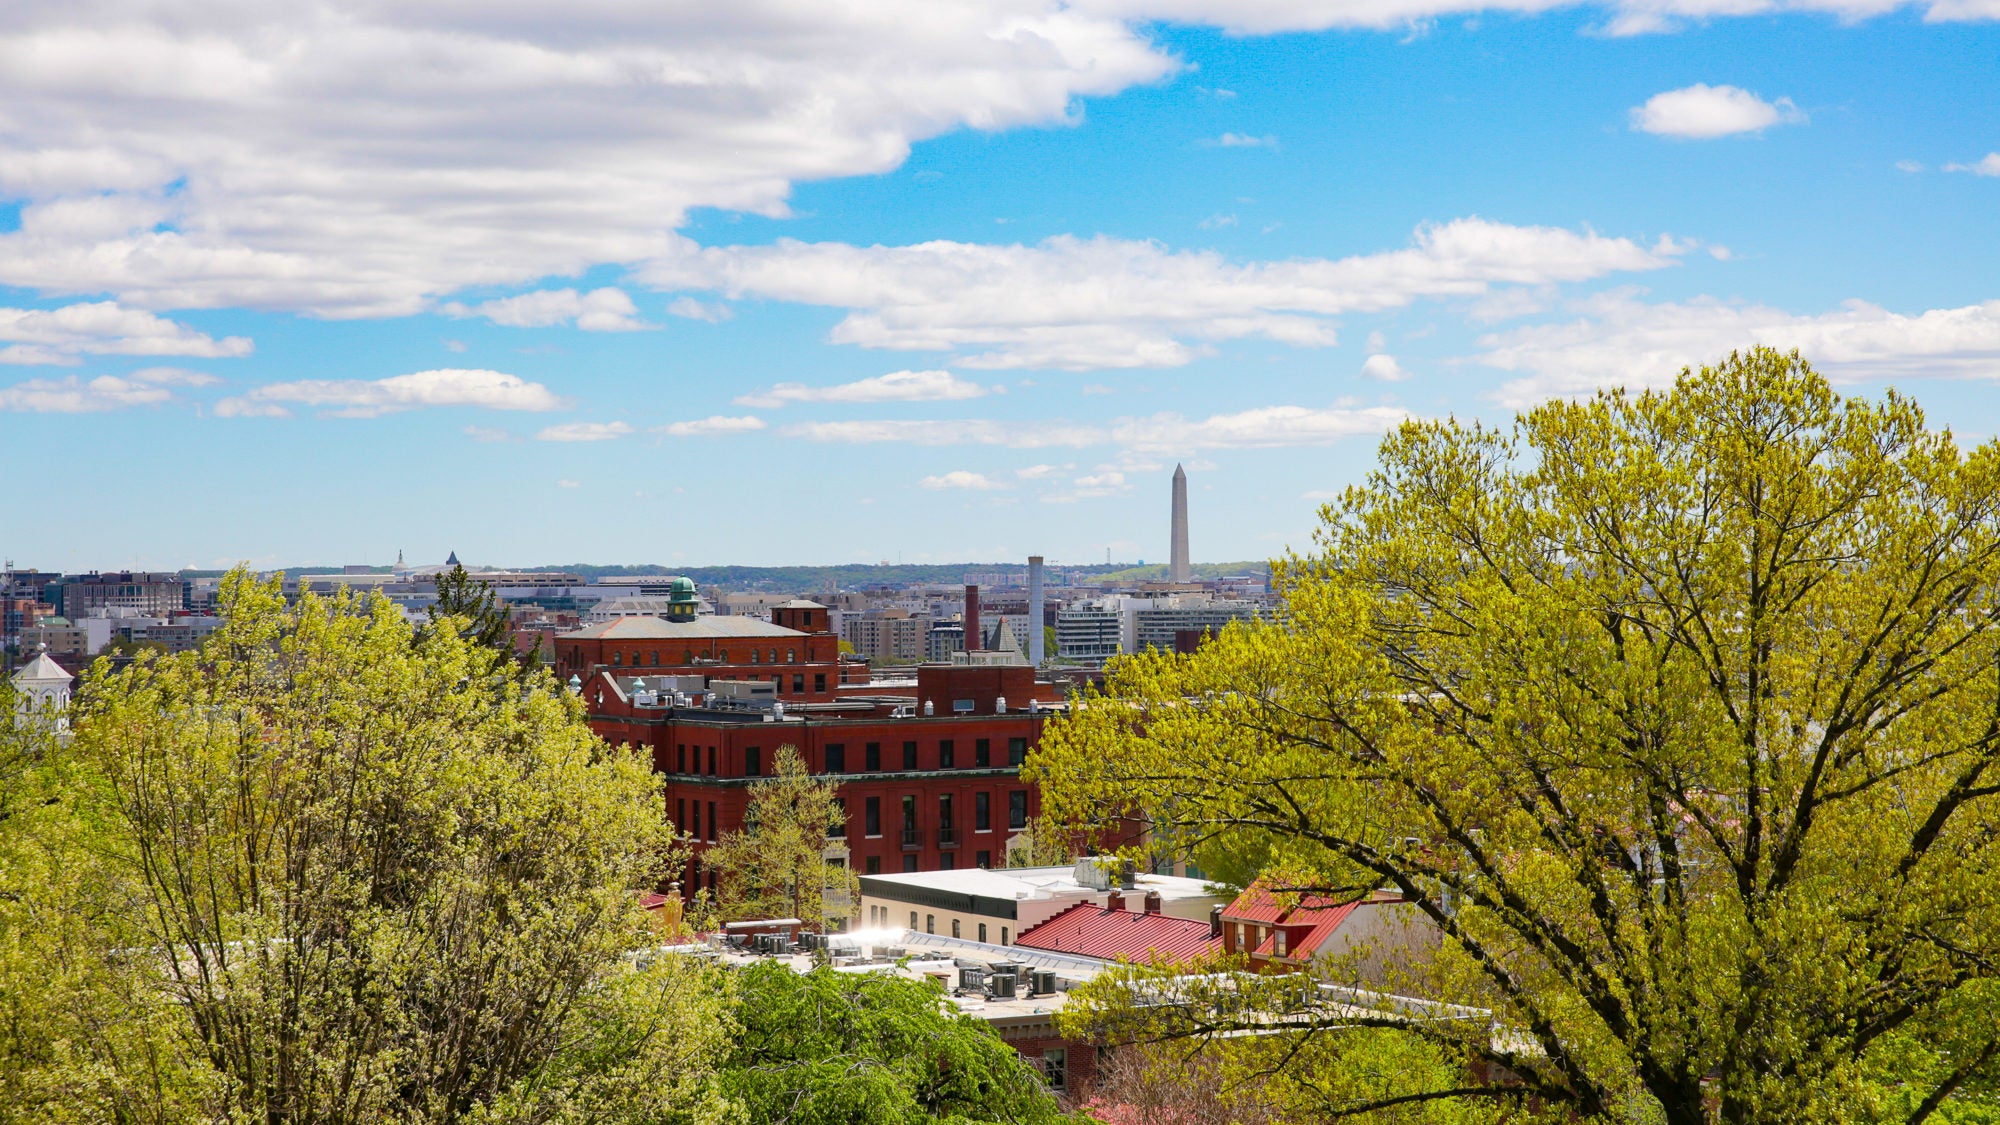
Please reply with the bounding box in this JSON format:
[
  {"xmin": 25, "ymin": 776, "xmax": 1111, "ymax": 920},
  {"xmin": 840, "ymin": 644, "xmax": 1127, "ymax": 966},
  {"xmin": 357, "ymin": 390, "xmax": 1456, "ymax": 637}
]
[
  {"xmin": 1, "ymin": 570, "xmax": 737, "ymax": 1125},
  {"xmin": 703, "ymin": 746, "xmax": 858, "ymax": 927},
  {"xmin": 1034, "ymin": 350, "xmax": 2000, "ymax": 1124}
]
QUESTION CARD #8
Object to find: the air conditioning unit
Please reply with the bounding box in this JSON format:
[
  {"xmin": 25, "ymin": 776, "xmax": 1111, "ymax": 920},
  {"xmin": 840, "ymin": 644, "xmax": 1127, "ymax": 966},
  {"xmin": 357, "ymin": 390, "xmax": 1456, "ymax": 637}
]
[
  {"xmin": 959, "ymin": 967, "xmax": 987, "ymax": 992},
  {"xmin": 987, "ymin": 972, "xmax": 1017, "ymax": 999},
  {"xmin": 1031, "ymin": 969, "xmax": 1057, "ymax": 995}
]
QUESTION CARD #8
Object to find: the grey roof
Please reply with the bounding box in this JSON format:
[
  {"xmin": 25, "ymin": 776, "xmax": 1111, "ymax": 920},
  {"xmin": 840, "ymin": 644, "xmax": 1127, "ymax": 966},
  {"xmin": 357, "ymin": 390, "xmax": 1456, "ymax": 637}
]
[
  {"xmin": 11, "ymin": 651, "xmax": 72, "ymax": 685},
  {"xmin": 772, "ymin": 599, "xmax": 827, "ymax": 610},
  {"xmin": 559, "ymin": 616, "xmax": 806, "ymax": 641}
]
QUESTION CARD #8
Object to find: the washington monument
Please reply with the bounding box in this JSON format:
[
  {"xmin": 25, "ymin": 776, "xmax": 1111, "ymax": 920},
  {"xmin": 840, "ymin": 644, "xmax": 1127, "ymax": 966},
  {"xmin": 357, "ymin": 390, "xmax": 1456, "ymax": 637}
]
[{"xmin": 1169, "ymin": 463, "xmax": 1190, "ymax": 583}]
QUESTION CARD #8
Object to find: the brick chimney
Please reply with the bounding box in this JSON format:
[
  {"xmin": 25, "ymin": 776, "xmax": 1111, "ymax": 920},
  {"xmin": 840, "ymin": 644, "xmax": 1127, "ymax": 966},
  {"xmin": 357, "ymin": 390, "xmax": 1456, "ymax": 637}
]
[
  {"xmin": 1209, "ymin": 904, "xmax": 1223, "ymax": 938},
  {"xmin": 964, "ymin": 584, "xmax": 981, "ymax": 652},
  {"xmin": 1144, "ymin": 890, "xmax": 1162, "ymax": 915}
]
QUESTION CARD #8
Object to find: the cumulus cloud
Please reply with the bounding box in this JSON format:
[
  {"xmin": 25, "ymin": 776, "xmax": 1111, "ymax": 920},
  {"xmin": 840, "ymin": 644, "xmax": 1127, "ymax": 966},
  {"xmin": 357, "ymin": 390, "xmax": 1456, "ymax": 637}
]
[
  {"xmin": 1945, "ymin": 153, "xmax": 2000, "ymax": 176},
  {"xmin": 535, "ymin": 421, "xmax": 633, "ymax": 442},
  {"xmin": 1630, "ymin": 84, "xmax": 1805, "ymax": 139},
  {"xmin": 0, "ymin": 366, "xmax": 216, "ymax": 412},
  {"xmin": 919, "ymin": 470, "xmax": 1006, "ymax": 490},
  {"xmin": 442, "ymin": 288, "xmax": 651, "ymax": 332},
  {"xmin": 1475, "ymin": 291, "xmax": 2000, "ymax": 405},
  {"xmin": 735, "ymin": 369, "xmax": 990, "ymax": 407},
  {"xmin": 656, "ymin": 415, "xmax": 767, "ymax": 436},
  {"xmin": 0, "ymin": 301, "xmax": 250, "ymax": 365},
  {"xmin": 214, "ymin": 369, "xmax": 564, "ymax": 419},
  {"xmin": 649, "ymin": 218, "xmax": 1678, "ymax": 371},
  {"xmin": 1360, "ymin": 353, "xmax": 1410, "ymax": 381}
]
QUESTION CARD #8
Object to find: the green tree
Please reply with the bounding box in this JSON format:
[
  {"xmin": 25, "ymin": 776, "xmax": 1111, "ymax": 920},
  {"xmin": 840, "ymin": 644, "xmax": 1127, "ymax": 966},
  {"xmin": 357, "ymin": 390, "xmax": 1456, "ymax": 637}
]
[
  {"xmin": 58, "ymin": 569, "xmax": 708, "ymax": 1125},
  {"xmin": 429, "ymin": 562, "xmax": 538, "ymax": 668},
  {"xmin": 1033, "ymin": 350, "xmax": 2000, "ymax": 1124},
  {"xmin": 704, "ymin": 746, "xmax": 857, "ymax": 926},
  {"xmin": 720, "ymin": 960, "xmax": 1073, "ymax": 1125}
]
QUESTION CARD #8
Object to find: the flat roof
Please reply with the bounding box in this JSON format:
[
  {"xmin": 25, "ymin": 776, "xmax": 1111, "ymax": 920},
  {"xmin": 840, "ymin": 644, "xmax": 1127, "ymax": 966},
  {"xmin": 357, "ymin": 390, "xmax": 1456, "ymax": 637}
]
[{"xmin": 561, "ymin": 616, "xmax": 806, "ymax": 641}]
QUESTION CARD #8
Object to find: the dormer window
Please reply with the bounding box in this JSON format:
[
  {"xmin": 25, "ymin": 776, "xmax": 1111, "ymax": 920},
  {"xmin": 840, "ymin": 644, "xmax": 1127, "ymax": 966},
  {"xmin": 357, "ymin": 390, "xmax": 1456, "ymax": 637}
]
[{"xmin": 1275, "ymin": 930, "xmax": 1288, "ymax": 957}]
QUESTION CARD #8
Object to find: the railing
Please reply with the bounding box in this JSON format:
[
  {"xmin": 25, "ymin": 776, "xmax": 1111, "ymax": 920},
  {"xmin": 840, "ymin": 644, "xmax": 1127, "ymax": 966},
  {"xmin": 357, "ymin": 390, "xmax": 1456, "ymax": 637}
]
[
  {"xmin": 936, "ymin": 826, "xmax": 959, "ymax": 848},
  {"xmin": 900, "ymin": 827, "xmax": 922, "ymax": 851}
]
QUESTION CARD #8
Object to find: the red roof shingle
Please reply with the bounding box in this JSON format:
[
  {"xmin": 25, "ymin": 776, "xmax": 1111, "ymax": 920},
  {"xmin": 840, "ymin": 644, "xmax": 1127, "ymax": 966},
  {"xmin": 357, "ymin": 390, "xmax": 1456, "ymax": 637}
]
[{"xmin": 1014, "ymin": 903, "xmax": 1223, "ymax": 965}]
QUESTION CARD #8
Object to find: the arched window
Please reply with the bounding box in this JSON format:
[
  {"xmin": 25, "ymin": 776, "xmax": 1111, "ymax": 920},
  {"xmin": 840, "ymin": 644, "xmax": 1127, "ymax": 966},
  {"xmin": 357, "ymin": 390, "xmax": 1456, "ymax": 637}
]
[
  {"xmin": 613, "ymin": 651, "xmax": 623, "ymax": 666},
  {"xmin": 769, "ymin": 648, "xmax": 778, "ymax": 663},
  {"xmin": 787, "ymin": 648, "xmax": 796, "ymax": 663},
  {"xmin": 718, "ymin": 649, "xmax": 728, "ymax": 663},
  {"xmin": 649, "ymin": 650, "xmax": 659, "ymax": 666},
  {"xmin": 750, "ymin": 649, "xmax": 760, "ymax": 664},
  {"xmin": 683, "ymin": 649, "xmax": 695, "ymax": 663}
]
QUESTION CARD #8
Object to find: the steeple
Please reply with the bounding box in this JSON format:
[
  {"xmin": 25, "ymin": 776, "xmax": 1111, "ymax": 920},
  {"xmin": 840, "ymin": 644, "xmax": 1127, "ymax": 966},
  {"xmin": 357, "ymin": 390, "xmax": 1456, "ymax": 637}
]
[{"xmin": 12, "ymin": 644, "xmax": 74, "ymax": 733}]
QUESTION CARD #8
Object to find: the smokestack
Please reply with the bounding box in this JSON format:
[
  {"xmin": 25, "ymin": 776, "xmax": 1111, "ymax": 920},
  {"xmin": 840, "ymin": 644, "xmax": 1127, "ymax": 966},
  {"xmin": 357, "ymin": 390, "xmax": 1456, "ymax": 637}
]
[
  {"xmin": 1170, "ymin": 464, "xmax": 1190, "ymax": 584},
  {"xmin": 964, "ymin": 584, "xmax": 981, "ymax": 653},
  {"xmin": 1027, "ymin": 556, "xmax": 1045, "ymax": 665}
]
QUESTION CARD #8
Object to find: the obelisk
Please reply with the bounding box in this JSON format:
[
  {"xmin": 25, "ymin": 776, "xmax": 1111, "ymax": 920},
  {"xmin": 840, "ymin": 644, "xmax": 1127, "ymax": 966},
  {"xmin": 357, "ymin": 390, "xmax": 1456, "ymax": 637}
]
[{"xmin": 1169, "ymin": 463, "xmax": 1190, "ymax": 583}]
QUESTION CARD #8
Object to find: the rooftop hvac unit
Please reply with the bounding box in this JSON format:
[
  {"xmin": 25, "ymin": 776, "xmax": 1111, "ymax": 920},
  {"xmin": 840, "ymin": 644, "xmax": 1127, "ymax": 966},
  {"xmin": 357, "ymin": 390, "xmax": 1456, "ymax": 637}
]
[
  {"xmin": 1031, "ymin": 969, "xmax": 1057, "ymax": 996},
  {"xmin": 959, "ymin": 967, "xmax": 987, "ymax": 992},
  {"xmin": 987, "ymin": 972, "xmax": 1017, "ymax": 1000}
]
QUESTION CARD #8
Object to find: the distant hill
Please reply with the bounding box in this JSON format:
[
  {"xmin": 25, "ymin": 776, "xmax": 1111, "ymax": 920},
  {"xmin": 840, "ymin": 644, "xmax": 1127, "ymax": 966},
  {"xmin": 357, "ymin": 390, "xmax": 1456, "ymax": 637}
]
[{"xmin": 178, "ymin": 560, "xmax": 1274, "ymax": 591}]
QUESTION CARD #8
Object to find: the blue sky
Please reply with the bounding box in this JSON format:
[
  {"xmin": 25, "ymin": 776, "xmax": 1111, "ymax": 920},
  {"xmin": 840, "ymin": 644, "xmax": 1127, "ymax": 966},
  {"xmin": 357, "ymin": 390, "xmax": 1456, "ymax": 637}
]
[{"xmin": 1, "ymin": 1, "xmax": 1996, "ymax": 572}]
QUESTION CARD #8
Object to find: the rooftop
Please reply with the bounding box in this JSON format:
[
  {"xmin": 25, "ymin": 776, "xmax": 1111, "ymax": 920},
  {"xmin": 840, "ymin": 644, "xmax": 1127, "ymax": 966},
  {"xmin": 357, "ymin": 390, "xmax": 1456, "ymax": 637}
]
[
  {"xmin": 560, "ymin": 616, "xmax": 806, "ymax": 641},
  {"xmin": 860, "ymin": 861, "xmax": 1217, "ymax": 905},
  {"xmin": 1014, "ymin": 902, "xmax": 1222, "ymax": 965}
]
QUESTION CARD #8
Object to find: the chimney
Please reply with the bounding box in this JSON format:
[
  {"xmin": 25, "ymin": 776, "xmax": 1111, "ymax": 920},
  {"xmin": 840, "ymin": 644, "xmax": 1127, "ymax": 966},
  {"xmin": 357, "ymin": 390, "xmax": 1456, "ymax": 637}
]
[
  {"xmin": 1106, "ymin": 890, "xmax": 1125, "ymax": 912},
  {"xmin": 1209, "ymin": 904, "xmax": 1223, "ymax": 939},
  {"xmin": 1144, "ymin": 890, "xmax": 1162, "ymax": 915},
  {"xmin": 964, "ymin": 584, "xmax": 981, "ymax": 652},
  {"xmin": 1027, "ymin": 556, "xmax": 1045, "ymax": 665}
]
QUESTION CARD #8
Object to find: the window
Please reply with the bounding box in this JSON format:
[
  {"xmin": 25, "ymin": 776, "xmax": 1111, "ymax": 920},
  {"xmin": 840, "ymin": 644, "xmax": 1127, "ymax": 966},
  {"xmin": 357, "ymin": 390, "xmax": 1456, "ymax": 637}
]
[
  {"xmin": 707, "ymin": 802, "xmax": 717, "ymax": 842},
  {"xmin": 830, "ymin": 797, "xmax": 847, "ymax": 838},
  {"xmin": 952, "ymin": 919, "xmax": 961, "ymax": 938},
  {"xmin": 939, "ymin": 794, "xmax": 954, "ymax": 828},
  {"xmin": 902, "ymin": 741, "xmax": 918, "ymax": 769},
  {"xmin": 1009, "ymin": 790, "xmax": 1028, "ymax": 829},
  {"xmin": 978, "ymin": 923, "xmax": 987, "ymax": 942},
  {"xmin": 975, "ymin": 792, "xmax": 991, "ymax": 831},
  {"xmin": 975, "ymin": 738, "xmax": 989, "ymax": 767},
  {"xmin": 865, "ymin": 797, "xmax": 881, "ymax": 837},
  {"xmin": 746, "ymin": 747, "xmax": 761, "ymax": 776},
  {"xmin": 1043, "ymin": 1049, "xmax": 1067, "ymax": 1091},
  {"xmin": 866, "ymin": 855, "xmax": 881, "ymax": 874},
  {"xmin": 814, "ymin": 672, "xmax": 826, "ymax": 693},
  {"xmin": 677, "ymin": 798, "xmax": 686, "ymax": 832},
  {"xmin": 940, "ymin": 853, "xmax": 954, "ymax": 869},
  {"xmin": 650, "ymin": 651, "xmax": 659, "ymax": 666},
  {"xmin": 1275, "ymin": 929, "xmax": 1288, "ymax": 957},
  {"xmin": 793, "ymin": 674, "xmax": 804, "ymax": 693},
  {"xmin": 707, "ymin": 747, "xmax": 716, "ymax": 775},
  {"xmin": 901, "ymin": 795, "xmax": 917, "ymax": 836},
  {"xmin": 865, "ymin": 742, "xmax": 881, "ymax": 771},
  {"xmin": 677, "ymin": 745, "xmax": 686, "ymax": 773},
  {"xmin": 692, "ymin": 801, "xmax": 701, "ymax": 839},
  {"xmin": 1000, "ymin": 927, "xmax": 1008, "ymax": 945},
  {"xmin": 768, "ymin": 649, "xmax": 777, "ymax": 663},
  {"xmin": 613, "ymin": 651, "xmax": 622, "ymax": 666},
  {"xmin": 977, "ymin": 851, "xmax": 991, "ymax": 869},
  {"xmin": 910, "ymin": 911, "xmax": 919, "ymax": 929},
  {"xmin": 787, "ymin": 649, "xmax": 796, "ymax": 663},
  {"xmin": 826, "ymin": 744, "xmax": 846, "ymax": 773},
  {"xmin": 903, "ymin": 856, "xmax": 918, "ymax": 872},
  {"xmin": 938, "ymin": 739, "xmax": 955, "ymax": 769},
  {"xmin": 749, "ymin": 649, "xmax": 759, "ymax": 664},
  {"xmin": 1008, "ymin": 737, "xmax": 1027, "ymax": 767}
]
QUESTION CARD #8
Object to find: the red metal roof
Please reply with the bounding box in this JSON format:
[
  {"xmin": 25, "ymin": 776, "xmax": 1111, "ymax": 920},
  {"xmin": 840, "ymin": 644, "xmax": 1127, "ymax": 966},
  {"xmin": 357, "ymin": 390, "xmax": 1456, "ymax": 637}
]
[
  {"xmin": 1014, "ymin": 903, "xmax": 1223, "ymax": 965},
  {"xmin": 1223, "ymin": 881, "xmax": 1386, "ymax": 959}
]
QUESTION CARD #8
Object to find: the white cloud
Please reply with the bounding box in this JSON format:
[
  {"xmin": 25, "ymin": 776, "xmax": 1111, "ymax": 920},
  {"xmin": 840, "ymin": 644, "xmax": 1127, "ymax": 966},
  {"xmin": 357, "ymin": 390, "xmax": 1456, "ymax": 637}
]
[
  {"xmin": 1198, "ymin": 213, "xmax": 1239, "ymax": 229},
  {"xmin": 919, "ymin": 470, "xmax": 1006, "ymax": 490},
  {"xmin": 666, "ymin": 297, "xmax": 734, "ymax": 323},
  {"xmin": 535, "ymin": 420, "xmax": 633, "ymax": 442},
  {"xmin": 1210, "ymin": 133, "xmax": 1278, "ymax": 148},
  {"xmin": 1016, "ymin": 463, "xmax": 1063, "ymax": 478},
  {"xmin": 556, "ymin": 479, "xmax": 581, "ymax": 489},
  {"xmin": 649, "ymin": 218, "xmax": 1678, "ymax": 371},
  {"xmin": 1360, "ymin": 353, "xmax": 1411, "ymax": 381},
  {"xmin": 214, "ymin": 369, "xmax": 564, "ymax": 419},
  {"xmin": 657, "ymin": 415, "xmax": 767, "ymax": 437},
  {"xmin": 785, "ymin": 404, "xmax": 1408, "ymax": 451},
  {"xmin": 1475, "ymin": 291, "xmax": 2000, "ymax": 405},
  {"xmin": 442, "ymin": 288, "xmax": 651, "ymax": 332},
  {"xmin": 1896, "ymin": 159, "xmax": 1927, "ymax": 173},
  {"xmin": 0, "ymin": 366, "xmax": 213, "ymax": 412},
  {"xmin": 1945, "ymin": 153, "xmax": 2000, "ymax": 176},
  {"xmin": 0, "ymin": 301, "xmax": 250, "ymax": 365},
  {"xmin": 1630, "ymin": 84, "xmax": 1805, "ymax": 139},
  {"xmin": 462, "ymin": 425, "xmax": 516, "ymax": 442},
  {"xmin": 735, "ymin": 369, "xmax": 990, "ymax": 407}
]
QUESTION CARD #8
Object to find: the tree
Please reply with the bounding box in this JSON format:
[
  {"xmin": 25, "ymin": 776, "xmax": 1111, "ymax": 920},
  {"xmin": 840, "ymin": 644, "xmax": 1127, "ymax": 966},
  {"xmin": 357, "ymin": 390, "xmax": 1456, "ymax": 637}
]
[
  {"xmin": 719, "ymin": 960, "xmax": 1074, "ymax": 1124},
  {"xmin": 60, "ymin": 569, "xmax": 704, "ymax": 1125},
  {"xmin": 429, "ymin": 562, "xmax": 538, "ymax": 669},
  {"xmin": 703, "ymin": 746, "xmax": 858, "ymax": 926},
  {"xmin": 1032, "ymin": 350, "xmax": 2000, "ymax": 1124}
]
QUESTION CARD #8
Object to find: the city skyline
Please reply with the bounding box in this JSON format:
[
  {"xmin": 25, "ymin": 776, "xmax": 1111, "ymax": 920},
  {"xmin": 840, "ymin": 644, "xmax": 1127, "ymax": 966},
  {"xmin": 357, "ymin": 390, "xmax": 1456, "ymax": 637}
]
[{"xmin": 3, "ymin": 4, "xmax": 1999, "ymax": 570}]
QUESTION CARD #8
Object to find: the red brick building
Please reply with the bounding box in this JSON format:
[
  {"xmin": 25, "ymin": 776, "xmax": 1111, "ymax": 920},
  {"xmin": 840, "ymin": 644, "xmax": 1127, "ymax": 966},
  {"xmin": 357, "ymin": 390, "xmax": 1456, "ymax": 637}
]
[
  {"xmin": 581, "ymin": 661, "xmax": 1066, "ymax": 901},
  {"xmin": 556, "ymin": 591, "xmax": 853, "ymax": 702}
]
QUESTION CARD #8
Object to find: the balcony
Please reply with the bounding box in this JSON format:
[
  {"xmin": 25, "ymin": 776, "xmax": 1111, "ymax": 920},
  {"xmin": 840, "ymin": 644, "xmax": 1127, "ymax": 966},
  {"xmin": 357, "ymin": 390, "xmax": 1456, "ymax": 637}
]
[
  {"xmin": 900, "ymin": 827, "xmax": 923, "ymax": 851},
  {"xmin": 936, "ymin": 825, "xmax": 960, "ymax": 848}
]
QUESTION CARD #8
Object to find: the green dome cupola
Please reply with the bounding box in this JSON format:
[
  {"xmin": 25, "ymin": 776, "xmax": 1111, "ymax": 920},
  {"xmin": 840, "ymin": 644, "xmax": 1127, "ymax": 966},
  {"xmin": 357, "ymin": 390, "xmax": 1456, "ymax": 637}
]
[{"xmin": 666, "ymin": 576, "xmax": 699, "ymax": 621}]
